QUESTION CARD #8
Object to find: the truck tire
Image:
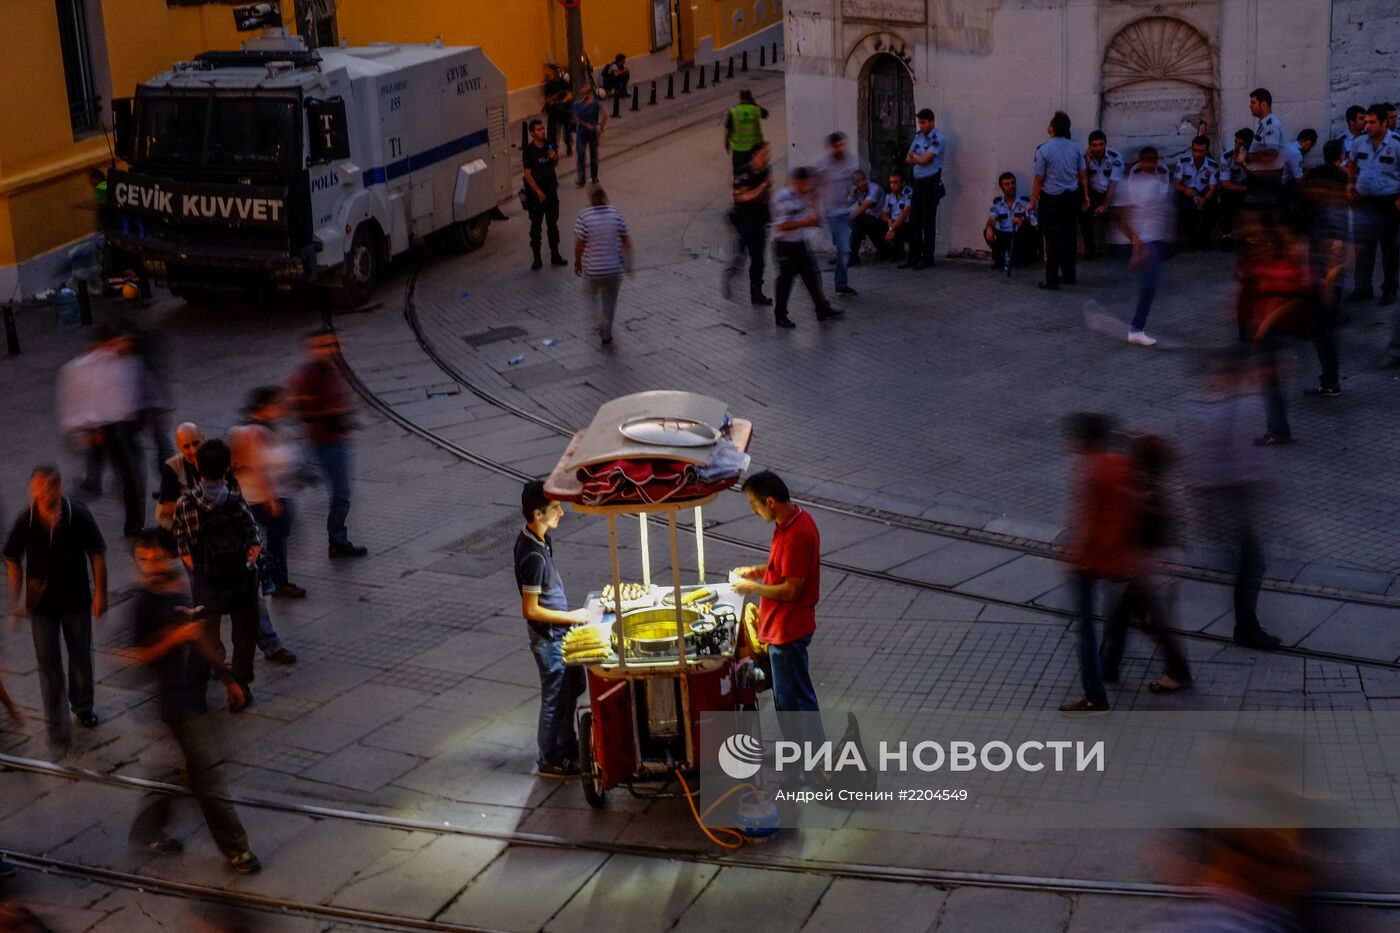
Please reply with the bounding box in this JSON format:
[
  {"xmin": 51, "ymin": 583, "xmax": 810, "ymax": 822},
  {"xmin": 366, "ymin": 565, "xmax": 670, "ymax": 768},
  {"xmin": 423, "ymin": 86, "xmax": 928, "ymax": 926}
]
[
  {"xmin": 341, "ymin": 224, "xmax": 380, "ymax": 308},
  {"xmin": 430, "ymin": 215, "xmax": 491, "ymax": 254}
]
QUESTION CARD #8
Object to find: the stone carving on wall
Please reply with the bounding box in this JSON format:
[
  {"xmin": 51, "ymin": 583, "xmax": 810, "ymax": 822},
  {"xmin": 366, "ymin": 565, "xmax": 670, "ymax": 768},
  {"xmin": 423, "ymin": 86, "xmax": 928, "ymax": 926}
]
[
  {"xmin": 842, "ymin": 0, "xmax": 925, "ymax": 24},
  {"xmin": 1102, "ymin": 16, "xmax": 1214, "ymax": 91},
  {"xmin": 930, "ymin": 0, "xmax": 998, "ymax": 53},
  {"xmin": 844, "ymin": 30, "xmax": 916, "ymax": 79}
]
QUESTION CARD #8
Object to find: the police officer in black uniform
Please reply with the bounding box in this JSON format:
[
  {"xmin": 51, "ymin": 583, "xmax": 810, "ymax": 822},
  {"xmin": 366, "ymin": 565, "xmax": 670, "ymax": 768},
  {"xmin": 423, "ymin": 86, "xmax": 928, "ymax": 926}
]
[{"xmin": 522, "ymin": 119, "xmax": 567, "ymax": 271}]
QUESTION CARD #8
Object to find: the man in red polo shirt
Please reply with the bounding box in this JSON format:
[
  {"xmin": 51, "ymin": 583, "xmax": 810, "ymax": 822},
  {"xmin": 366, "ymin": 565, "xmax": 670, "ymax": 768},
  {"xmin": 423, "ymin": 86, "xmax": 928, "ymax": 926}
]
[{"xmin": 732, "ymin": 471, "xmax": 823, "ymax": 733}]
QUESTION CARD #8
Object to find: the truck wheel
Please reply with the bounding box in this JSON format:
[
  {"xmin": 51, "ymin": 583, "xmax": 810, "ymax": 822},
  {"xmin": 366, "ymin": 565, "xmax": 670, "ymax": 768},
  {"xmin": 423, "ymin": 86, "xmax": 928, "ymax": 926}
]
[
  {"xmin": 578, "ymin": 710, "xmax": 607, "ymax": 809},
  {"xmin": 430, "ymin": 216, "xmax": 491, "ymax": 254},
  {"xmin": 341, "ymin": 225, "xmax": 379, "ymax": 308}
]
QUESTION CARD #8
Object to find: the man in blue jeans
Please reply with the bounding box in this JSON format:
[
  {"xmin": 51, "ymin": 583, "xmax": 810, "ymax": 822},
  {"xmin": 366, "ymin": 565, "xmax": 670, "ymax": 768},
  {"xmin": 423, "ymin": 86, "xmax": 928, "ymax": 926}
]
[
  {"xmin": 1113, "ymin": 146, "xmax": 1176, "ymax": 347},
  {"xmin": 515, "ymin": 481, "xmax": 589, "ymax": 778},
  {"xmin": 732, "ymin": 471, "xmax": 825, "ymax": 748},
  {"xmin": 814, "ymin": 132, "xmax": 858, "ymax": 297},
  {"xmin": 571, "ymin": 83, "xmax": 607, "ymax": 187},
  {"xmin": 288, "ymin": 329, "xmax": 367, "ymax": 559}
]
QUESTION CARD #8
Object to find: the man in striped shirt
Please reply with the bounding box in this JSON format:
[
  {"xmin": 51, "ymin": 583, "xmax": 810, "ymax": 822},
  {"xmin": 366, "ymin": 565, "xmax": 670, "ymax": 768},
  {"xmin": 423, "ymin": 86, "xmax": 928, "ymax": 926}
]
[{"xmin": 573, "ymin": 188, "xmax": 633, "ymax": 346}]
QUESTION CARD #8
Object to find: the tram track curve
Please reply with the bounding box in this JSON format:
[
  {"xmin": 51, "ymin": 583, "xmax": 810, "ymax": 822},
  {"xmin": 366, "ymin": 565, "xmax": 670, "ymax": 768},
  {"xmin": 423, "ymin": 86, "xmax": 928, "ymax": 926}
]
[
  {"xmin": 4, "ymin": 753, "xmax": 1398, "ymax": 910},
  {"xmin": 324, "ymin": 267, "xmax": 1400, "ymax": 674}
]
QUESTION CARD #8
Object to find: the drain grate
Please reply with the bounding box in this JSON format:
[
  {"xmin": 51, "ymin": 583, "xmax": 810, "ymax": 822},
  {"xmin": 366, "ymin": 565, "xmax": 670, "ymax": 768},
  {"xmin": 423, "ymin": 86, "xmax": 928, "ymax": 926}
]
[
  {"xmin": 462, "ymin": 325, "xmax": 528, "ymax": 347},
  {"xmin": 438, "ymin": 512, "xmax": 522, "ymax": 557}
]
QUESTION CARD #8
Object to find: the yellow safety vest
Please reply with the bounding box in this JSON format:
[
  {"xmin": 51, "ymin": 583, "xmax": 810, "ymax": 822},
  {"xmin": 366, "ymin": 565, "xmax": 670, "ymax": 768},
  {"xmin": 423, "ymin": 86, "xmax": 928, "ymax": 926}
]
[{"xmin": 728, "ymin": 104, "xmax": 763, "ymax": 152}]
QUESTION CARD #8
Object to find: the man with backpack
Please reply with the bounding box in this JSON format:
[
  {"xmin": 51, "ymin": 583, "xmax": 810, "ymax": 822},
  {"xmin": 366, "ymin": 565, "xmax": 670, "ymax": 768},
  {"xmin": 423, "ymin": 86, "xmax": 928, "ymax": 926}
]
[{"xmin": 171, "ymin": 439, "xmax": 262, "ymax": 712}]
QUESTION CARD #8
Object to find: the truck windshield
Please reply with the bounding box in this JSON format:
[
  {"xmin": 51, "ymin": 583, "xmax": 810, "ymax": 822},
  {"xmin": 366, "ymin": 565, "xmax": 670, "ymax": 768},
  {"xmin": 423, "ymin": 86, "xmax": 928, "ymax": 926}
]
[{"xmin": 136, "ymin": 95, "xmax": 300, "ymax": 171}]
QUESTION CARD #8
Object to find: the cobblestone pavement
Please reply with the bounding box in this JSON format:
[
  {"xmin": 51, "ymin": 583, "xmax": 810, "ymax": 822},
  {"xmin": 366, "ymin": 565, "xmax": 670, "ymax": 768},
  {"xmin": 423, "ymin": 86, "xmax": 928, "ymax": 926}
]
[{"xmin": 0, "ymin": 81, "xmax": 1398, "ymax": 931}]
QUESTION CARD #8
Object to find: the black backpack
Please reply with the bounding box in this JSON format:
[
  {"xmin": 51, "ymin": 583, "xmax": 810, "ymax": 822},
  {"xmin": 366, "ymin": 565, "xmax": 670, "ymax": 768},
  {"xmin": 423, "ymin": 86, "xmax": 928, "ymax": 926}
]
[{"xmin": 197, "ymin": 497, "xmax": 249, "ymax": 586}]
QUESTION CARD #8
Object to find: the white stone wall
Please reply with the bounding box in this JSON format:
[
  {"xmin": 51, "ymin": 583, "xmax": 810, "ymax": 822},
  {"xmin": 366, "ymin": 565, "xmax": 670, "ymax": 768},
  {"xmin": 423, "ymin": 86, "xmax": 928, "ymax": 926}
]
[
  {"xmin": 1330, "ymin": 0, "xmax": 1400, "ymax": 135},
  {"xmin": 784, "ymin": 0, "xmax": 1358, "ymax": 255}
]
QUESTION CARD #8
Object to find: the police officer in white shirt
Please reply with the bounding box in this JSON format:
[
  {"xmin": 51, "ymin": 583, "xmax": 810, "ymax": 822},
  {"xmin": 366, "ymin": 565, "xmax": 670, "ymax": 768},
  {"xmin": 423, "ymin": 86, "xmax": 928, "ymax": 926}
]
[
  {"xmin": 847, "ymin": 169, "xmax": 887, "ymax": 264},
  {"xmin": 1243, "ymin": 87, "xmax": 1286, "ymax": 208},
  {"xmin": 1172, "ymin": 135, "xmax": 1218, "ymax": 251},
  {"xmin": 904, "ymin": 108, "xmax": 946, "ymax": 269},
  {"xmin": 1217, "ymin": 127, "xmax": 1254, "ymax": 249},
  {"xmin": 1080, "ymin": 130, "xmax": 1122, "ymax": 260},
  {"xmin": 1336, "ymin": 106, "xmax": 1367, "ymax": 171},
  {"xmin": 1347, "ymin": 103, "xmax": 1400, "ymax": 311},
  {"xmin": 880, "ymin": 171, "xmax": 914, "ymax": 263},
  {"xmin": 1029, "ymin": 110, "xmax": 1087, "ymax": 290},
  {"xmin": 770, "ymin": 167, "xmax": 845, "ymax": 328}
]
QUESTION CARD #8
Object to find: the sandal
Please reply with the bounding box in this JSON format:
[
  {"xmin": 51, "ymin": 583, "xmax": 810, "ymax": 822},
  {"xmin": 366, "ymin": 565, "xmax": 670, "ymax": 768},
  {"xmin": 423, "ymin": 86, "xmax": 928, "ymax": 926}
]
[{"xmin": 1148, "ymin": 677, "xmax": 1191, "ymax": 694}]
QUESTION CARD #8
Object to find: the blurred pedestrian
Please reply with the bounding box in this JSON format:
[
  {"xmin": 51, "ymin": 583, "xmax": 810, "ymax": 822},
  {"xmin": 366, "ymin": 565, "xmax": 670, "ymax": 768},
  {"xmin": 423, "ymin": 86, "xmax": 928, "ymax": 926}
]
[
  {"xmin": 171, "ymin": 439, "xmax": 262, "ymax": 711},
  {"xmin": 1188, "ymin": 351, "xmax": 1282, "ymax": 651},
  {"xmin": 516, "ymin": 481, "xmax": 588, "ymax": 779},
  {"xmin": 1114, "ymin": 146, "xmax": 1176, "ymax": 347},
  {"xmin": 155, "ymin": 422, "xmax": 203, "ymax": 529},
  {"xmin": 56, "ymin": 326, "xmax": 145, "ymax": 536},
  {"xmin": 522, "ymin": 119, "xmax": 566, "ymax": 272},
  {"xmin": 724, "ymin": 89, "xmax": 769, "ymax": 175},
  {"xmin": 771, "ymin": 167, "xmax": 845, "ymax": 328},
  {"xmin": 1059, "ymin": 413, "xmax": 1137, "ymax": 713},
  {"xmin": 905, "ymin": 108, "xmax": 946, "ymax": 269},
  {"xmin": 230, "ymin": 387, "xmax": 306, "ymax": 601},
  {"xmin": 541, "ymin": 64, "xmax": 573, "ymax": 157},
  {"xmin": 1236, "ymin": 218, "xmax": 1309, "ymax": 445},
  {"xmin": 125, "ymin": 527, "xmax": 261, "ymax": 874},
  {"xmin": 1031, "ymin": 111, "xmax": 1087, "ymax": 290},
  {"xmin": 815, "ymin": 132, "xmax": 858, "ymax": 296},
  {"xmin": 573, "ymin": 187, "xmax": 633, "ymax": 347},
  {"xmin": 124, "ymin": 322, "xmax": 175, "ymax": 477},
  {"xmin": 288, "ymin": 329, "xmax": 369, "ymax": 558},
  {"xmin": 725, "ymin": 142, "xmax": 774, "ymax": 306},
  {"xmin": 571, "ymin": 83, "xmax": 606, "ymax": 187},
  {"xmin": 1346, "ymin": 103, "xmax": 1400, "ymax": 312},
  {"xmin": 1300, "ymin": 138, "xmax": 1349, "ymax": 397},
  {"xmin": 4, "ymin": 465, "xmax": 107, "ymax": 746},
  {"xmin": 1099, "ymin": 435, "xmax": 1193, "ymax": 693}
]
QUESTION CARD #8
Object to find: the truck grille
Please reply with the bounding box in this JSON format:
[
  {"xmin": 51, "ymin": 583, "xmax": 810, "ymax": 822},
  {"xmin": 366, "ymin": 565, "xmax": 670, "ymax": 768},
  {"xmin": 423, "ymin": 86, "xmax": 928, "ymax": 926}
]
[{"xmin": 487, "ymin": 104, "xmax": 506, "ymax": 144}]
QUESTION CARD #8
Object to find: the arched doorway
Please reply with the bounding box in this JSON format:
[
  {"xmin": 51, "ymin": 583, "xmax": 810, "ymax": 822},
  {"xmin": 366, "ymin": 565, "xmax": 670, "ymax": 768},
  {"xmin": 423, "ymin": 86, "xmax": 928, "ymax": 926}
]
[
  {"xmin": 1100, "ymin": 17, "xmax": 1216, "ymax": 163},
  {"xmin": 865, "ymin": 54, "xmax": 915, "ymax": 178}
]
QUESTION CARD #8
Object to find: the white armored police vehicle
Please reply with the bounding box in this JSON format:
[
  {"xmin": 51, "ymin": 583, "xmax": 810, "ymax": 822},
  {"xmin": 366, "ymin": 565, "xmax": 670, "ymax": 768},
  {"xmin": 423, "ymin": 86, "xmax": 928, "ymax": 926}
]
[{"xmin": 107, "ymin": 10, "xmax": 510, "ymax": 306}]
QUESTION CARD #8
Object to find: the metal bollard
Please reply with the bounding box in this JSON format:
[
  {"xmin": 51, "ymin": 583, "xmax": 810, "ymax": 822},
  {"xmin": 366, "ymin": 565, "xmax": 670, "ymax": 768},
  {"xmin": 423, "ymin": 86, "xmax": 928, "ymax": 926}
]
[
  {"xmin": 713, "ymin": 60, "xmax": 721, "ymax": 84},
  {"xmin": 630, "ymin": 85, "xmax": 640, "ymax": 111},
  {"xmin": 760, "ymin": 45, "xmax": 766, "ymax": 67},
  {"xmin": 727, "ymin": 57, "xmax": 734, "ymax": 79},
  {"xmin": 682, "ymin": 69, "xmax": 691, "ymax": 94},
  {"xmin": 698, "ymin": 65, "xmax": 705, "ymax": 89},
  {"xmin": 77, "ymin": 281, "xmax": 93, "ymax": 326},
  {"xmin": 3, "ymin": 304, "xmax": 19, "ymax": 355},
  {"xmin": 742, "ymin": 50, "xmax": 749, "ymax": 72},
  {"xmin": 648, "ymin": 80, "xmax": 657, "ymax": 105},
  {"xmin": 666, "ymin": 74, "xmax": 675, "ymax": 99},
  {"xmin": 612, "ymin": 89, "xmax": 623, "ymax": 117}
]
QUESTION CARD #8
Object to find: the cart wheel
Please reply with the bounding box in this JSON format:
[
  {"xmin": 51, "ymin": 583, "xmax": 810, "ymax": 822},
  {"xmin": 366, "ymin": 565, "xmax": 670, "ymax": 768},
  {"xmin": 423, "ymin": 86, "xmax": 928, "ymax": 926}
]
[{"xmin": 577, "ymin": 710, "xmax": 607, "ymax": 809}]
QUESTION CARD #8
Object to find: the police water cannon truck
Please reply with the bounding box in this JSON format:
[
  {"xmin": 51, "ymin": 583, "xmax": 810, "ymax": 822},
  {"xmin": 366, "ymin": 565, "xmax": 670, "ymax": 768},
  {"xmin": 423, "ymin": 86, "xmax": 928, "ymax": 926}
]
[{"xmin": 106, "ymin": 13, "xmax": 511, "ymax": 306}]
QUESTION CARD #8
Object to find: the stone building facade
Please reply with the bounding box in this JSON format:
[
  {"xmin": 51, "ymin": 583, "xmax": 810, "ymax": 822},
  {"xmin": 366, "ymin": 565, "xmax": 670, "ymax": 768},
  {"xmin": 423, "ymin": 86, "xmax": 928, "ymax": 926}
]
[{"xmin": 783, "ymin": 0, "xmax": 1400, "ymax": 255}]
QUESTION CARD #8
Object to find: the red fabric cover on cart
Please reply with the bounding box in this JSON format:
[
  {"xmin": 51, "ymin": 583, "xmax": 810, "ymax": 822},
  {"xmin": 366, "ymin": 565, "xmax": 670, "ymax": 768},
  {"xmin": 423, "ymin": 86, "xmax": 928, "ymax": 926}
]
[{"xmin": 577, "ymin": 458, "xmax": 737, "ymax": 507}]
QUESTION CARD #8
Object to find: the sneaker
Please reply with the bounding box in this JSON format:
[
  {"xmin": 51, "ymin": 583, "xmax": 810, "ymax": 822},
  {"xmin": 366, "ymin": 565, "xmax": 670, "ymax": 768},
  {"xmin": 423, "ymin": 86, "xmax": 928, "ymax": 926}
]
[
  {"xmin": 264, "ymin": 647, "xmax": 298, "ymax": 665},
  {"xmin": 271, "ymin": 583, "xmax": 307, "ymax": 599},
  {"xmin": 328, "ymin": 543, "xmax": 369, "ymax": 559},
  {"xmin": 1059, "ymin": 699, "xmax": 1111, "ymax": 713},
  {"xmin": 834, "ymin": 286, "xmax": 858, "ymax": 297},
  {"xmin": 1303, "ymin": 385, "xmax": 1341, "ymax": 398},
  {"xmin": 75, "ymin": 711, "xmax": 100, "ymax": 729},
  {"xmin": 229, "ymin": 851, "xmax": 262, "ymax": 874},
  {"xmin": 774, "ymin": 316, "xmax": 796, "ymax": 329},
  {"xmin": 537, "ymin": 759, "xmax": 581, "ymax": 778},
  {"xmin": 1127, "ymin": 330, "xmax": 1157, "ymax": 347}
]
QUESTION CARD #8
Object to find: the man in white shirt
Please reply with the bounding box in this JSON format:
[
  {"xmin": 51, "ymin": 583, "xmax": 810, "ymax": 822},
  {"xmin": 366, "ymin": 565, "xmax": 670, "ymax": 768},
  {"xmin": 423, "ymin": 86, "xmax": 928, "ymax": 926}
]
[{"xmin": 1113, "ymin": 147, "xmax": 1175, "ymax": 347}]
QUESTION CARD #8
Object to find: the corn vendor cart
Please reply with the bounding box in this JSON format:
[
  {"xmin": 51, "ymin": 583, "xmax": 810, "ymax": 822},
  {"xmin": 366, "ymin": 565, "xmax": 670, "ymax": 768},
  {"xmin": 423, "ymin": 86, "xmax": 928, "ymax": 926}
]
[{"xmin": 544, "ymin": 391, "xmax": 757, "ymax": 807}]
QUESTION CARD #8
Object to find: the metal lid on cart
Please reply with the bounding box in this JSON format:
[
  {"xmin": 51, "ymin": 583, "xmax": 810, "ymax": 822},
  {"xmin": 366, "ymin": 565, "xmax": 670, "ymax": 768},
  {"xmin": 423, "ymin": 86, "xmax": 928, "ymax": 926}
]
[{"xmin": 563, "ymin": 390, "xmax": 729, "ymax": 470}]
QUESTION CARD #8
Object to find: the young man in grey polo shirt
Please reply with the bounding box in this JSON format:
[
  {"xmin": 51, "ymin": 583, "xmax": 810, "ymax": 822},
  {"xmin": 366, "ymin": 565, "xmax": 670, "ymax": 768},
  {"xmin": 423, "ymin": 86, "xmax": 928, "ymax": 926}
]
[{"xmin": 771, "ymin": 167, "xmax": 845, "ymax": 329}]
